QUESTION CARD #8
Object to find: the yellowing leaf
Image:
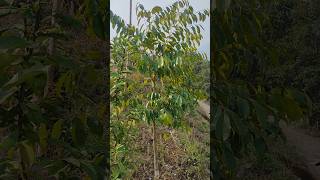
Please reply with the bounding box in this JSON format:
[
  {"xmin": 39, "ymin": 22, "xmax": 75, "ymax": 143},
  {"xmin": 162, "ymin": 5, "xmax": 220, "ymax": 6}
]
[
  {"xmin": 152, "ymin": 6, "xmax": 162, "ymax": 14},
  {"xmin": 160, "ymin": 113, "xmax": 173, "ymax": 126},
  {"xmin": 39, "ymin": 123, "xmax": 48, "ymax": 152},
  {"xmin": 162, "ymin": 132, "xmax": 171, "ymax": 141},
  {"xmin": 19, "ymin": 141, "xmax": 35, "ymax": 167},
  {"xmin": 51, "ymin": 120, "xmax": 63, "ymax": 140}
]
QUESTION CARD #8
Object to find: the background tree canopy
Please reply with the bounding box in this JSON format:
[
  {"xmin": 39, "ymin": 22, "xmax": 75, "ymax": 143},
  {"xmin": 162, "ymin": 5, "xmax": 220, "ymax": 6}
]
[
  {"xmin": 266, "ymin": 0, "xmax": 320, "ymax": 127},
  {"xmin": 210, "ymin": 0, "xmax": 312, "ymax": 179}
]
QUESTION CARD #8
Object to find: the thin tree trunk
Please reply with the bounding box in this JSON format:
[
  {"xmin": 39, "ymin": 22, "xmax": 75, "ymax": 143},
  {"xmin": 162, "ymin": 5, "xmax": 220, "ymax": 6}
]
[
  {"xmin": 19, "ymin": 1, "xmax": 33, "ymax": 177},
  {"xmin": 48, "ymin": 0, "xmax": 58, "ymax": 55},
  {"xmin": 152, "ymin": 120, "xmax": 160, "ymax": 179},
  {"xmin": 18, "ymin": 85, "xmax": 27, "ymax": 180},
  {"xmin": 69, "ymin": 0, "xmax": 75, "ymax": 15},
  {"xmin": 45, "ymin": 0, "xmax": 58, "ymax": 97}
]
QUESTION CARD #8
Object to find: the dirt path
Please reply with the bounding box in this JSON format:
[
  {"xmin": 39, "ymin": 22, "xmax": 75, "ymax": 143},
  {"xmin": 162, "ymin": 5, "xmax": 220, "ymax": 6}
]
[
  {"xmin": 281, "ymin": 125, "xmax": 320, "ymax": 180},
  {"xmin": 197, "ymin": 101, "xmax": 320, "ymax": 179},
  {"xmin": 197, "ymin": 100, "xmax": 210, "ymax": 120}
]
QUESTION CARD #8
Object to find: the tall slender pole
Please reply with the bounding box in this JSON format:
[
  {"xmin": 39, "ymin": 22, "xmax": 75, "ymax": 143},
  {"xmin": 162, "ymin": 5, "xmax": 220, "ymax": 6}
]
[
  {"xmin": 125, "ymin": 0, "xmax": 132, "ymax": 80},
  {"xmin": 129, "ymin": 0, "xmax": 132, "ymax": 25}
]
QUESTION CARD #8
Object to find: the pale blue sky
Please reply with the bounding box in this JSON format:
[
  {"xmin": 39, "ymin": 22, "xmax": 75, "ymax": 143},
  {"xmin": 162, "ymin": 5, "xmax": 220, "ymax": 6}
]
[{"xmin": 110, "ymin": 0, "xmax": 210, "ymax": 56}]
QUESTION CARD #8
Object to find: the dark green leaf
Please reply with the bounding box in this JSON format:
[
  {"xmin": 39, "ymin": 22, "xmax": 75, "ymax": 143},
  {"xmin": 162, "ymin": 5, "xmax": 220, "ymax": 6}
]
[
  {"xmin": 223, "ymin": 144, "xmax": 236, "ymax": 171},
  {"xmin": 253, "ymin": 101, "xmax": 268, "ymax": 128},
  {"xmin": 3, "ymin": 65, "xmax": 48, "ymax": 88},
  {"xmin": 71, "ymin": 118, "xmax": 87, "ymax": 146},
  {"xmin": 64, "ymin": 158, "xmax": 80, "ymax": 167},
  {"xmin": 270, "ymin": 94, "xmax": 303, "ymax": 121},
  {"xmin": 92, "ymin": 14, "xmax": 105, "ymax": 40},
  {"xmin": 58, "ymin": 14, "xmax": 82, "ymax": 29},
  {"xmin": 212, "ymin": 0, "xmax": 231, "ymax": 12},
  {"xmin": 0, "ymin": 0, "xmax": 9, "ymax": 6},
  {"xmin": 80, "ymin": 161, "xmax": 98, "ymax": 180},
  {"xmin": 0, "ymin": 86, "xmax": 18, "ymax": 104},
  {"xmin": 0, "ymin": 132, "xmax": 18, "ymax": 151},
  {"xmin": 254, "ymin": 137, "xmax": 266, "ymax": 156},
  {"xmin": 0, "ymin": 36, "xmax": 29, "ymax": 49},
  {"xmin": 237, "ymin": 97, "xmax": 250, "ymax": 118},
  {"xmin": 87, "ymin": 116, "xmax": 103, "ymax": 136},
  {"xmin": 215, "ymin": 107, "xmax": 231, "ymax": 141}
]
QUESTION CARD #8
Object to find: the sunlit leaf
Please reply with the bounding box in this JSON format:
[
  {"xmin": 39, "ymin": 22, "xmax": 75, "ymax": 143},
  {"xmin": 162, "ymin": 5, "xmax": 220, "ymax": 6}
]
[{"xmin": 151, "ymin": 6, "xmax": 162, "ymax": 14}]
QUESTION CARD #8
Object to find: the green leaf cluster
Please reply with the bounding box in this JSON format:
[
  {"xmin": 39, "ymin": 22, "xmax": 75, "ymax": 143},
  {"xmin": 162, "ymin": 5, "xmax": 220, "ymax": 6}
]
[{"xmin": 0, "ymin": 0, "xmax": 109, "ymax": 179}]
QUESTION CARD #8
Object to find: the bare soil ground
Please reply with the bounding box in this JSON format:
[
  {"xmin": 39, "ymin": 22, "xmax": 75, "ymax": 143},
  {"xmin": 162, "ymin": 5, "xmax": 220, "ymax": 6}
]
[
  {"xmin": 281, "ymin": 125, "xmax": 320, "ymax": 180},
  {"xmin": 131, "ymin": 110, "xmax": 210, "ymax": 180},
  {"xmin": 197, "ymin": 100, "xmax": 210, "ymax": 120}
]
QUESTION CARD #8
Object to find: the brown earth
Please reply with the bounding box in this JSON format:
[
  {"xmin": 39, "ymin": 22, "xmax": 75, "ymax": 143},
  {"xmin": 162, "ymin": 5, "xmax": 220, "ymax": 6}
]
[
  {"xmin": 131, "ymin": 108, "xmax": 210, "ymax": 179},
  {"xmin": 197, "ymin": 100, "xmax": 210, "ymax": 120},
  {"xmin": 281, "ymin": 124, "xmax": 320, "ymax": 180}
]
